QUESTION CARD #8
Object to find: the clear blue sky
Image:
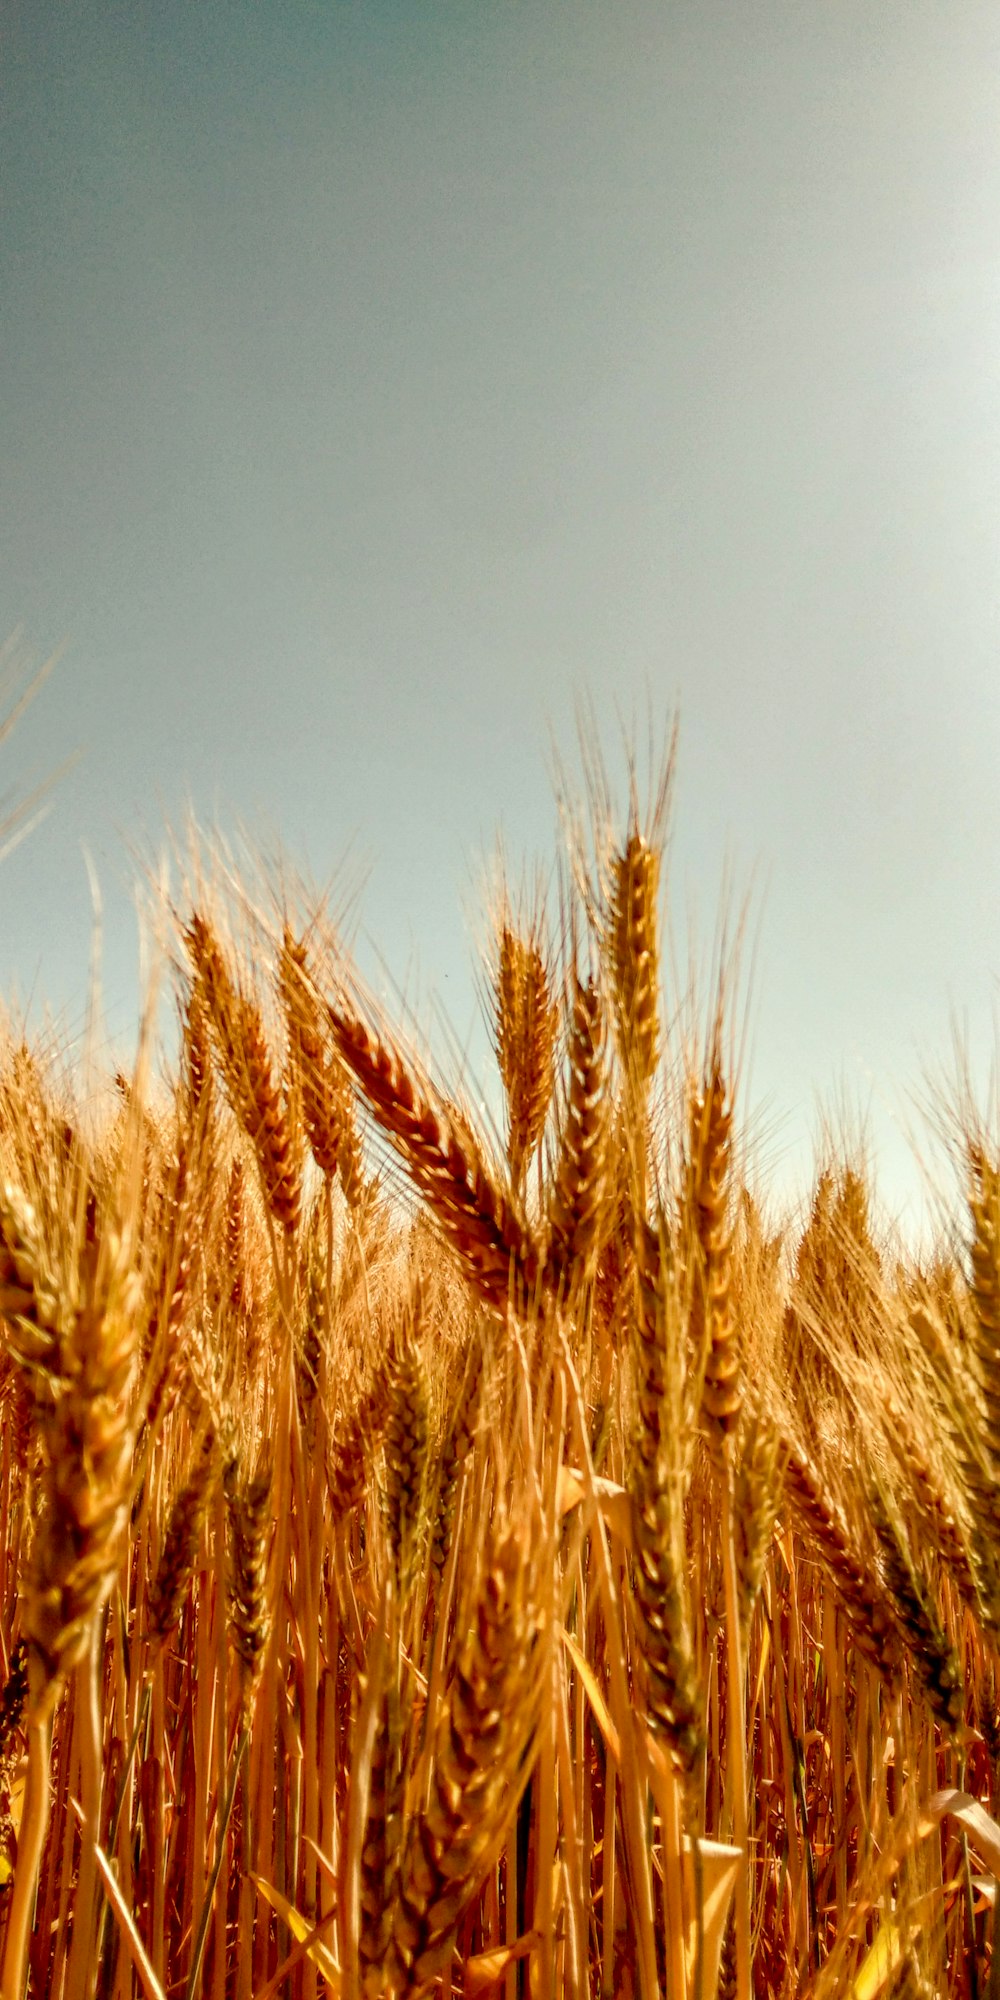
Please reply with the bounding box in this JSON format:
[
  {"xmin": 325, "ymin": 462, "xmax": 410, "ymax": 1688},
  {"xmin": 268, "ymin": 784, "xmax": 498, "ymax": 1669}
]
[{"xmin": 3, "ymin": 1, "xmax": 1000, "ymax": 1226}]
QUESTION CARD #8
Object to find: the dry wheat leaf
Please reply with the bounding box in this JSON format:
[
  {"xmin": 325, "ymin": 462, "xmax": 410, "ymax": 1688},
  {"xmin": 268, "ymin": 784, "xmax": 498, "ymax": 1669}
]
[
  {"xmin": 93, "ymin": 1846, "xmax": 168, "ymax": 2000},
  {"xmin": 555, "ymin": 1465, "xmax": 634, "ymax": 1549},
  {"xmin": 556, "ymin": 1465, "xmax": 584, "ymax": 1517},
  {"xmin": 844, "ymin": 1794, "xmax": 1000, "ymax": 2000},
  {"xmin": 250, "ymin": 1874, "xmax": 340, "ymax": 1990},
  {"xmin": 923, "ymin": 1790, "xmax": 1000, "ymax": 1875},
  {"xmin": 682, "ymin": 1838, "xmax": 741, "ymax": 1994},
  {"xmin": 561, "ymin": 1626, "xmax": 621, "ymax": 1765},
  {"xmin": 463, "ymin": 1930, "xmax": 542, "ymax": 1994},
  {"xmin": 301, "ymin": 1833, "xmax": 340, "ymax": 1892},
  {"xmin": 847, "ymin": 1916, "xmax": 903, "ymax": 2000}
]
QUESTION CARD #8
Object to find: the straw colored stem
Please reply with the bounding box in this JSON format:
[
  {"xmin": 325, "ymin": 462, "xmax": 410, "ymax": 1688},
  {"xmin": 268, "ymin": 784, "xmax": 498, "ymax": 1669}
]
[
  {"xmin": 721, "ymin": 1465, "xmax": 751, "ymax": 2000},
  {"xmin": 64, "ymin": 1621, "xmax": 104, "ymax": 2000},
  {"xmin": 0, "ymin": 1709, "xmax": 52, "ymax": 2000}
]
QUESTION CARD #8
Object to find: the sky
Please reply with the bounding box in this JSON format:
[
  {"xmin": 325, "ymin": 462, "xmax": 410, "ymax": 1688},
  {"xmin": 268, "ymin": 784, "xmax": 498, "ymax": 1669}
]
[{"xmin": 2, "ymin": 0, "xmax": 1000, "ymax": 1231}]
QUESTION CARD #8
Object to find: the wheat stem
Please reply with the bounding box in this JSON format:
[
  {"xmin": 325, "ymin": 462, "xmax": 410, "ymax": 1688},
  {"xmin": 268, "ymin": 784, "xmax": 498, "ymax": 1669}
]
[{"xmin": 0, "ymin": 1709, "xmax": 52, "ymax": 2000}]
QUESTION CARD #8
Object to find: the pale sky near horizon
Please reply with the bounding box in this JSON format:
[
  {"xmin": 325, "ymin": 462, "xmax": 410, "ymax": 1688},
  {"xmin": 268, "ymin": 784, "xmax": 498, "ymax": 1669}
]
[{"xmin": 3, "ymin": 1, "xmax": 1000, "ymax": 1231}]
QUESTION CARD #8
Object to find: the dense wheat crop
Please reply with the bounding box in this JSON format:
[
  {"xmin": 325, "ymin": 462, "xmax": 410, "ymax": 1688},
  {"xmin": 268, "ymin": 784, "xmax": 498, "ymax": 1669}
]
[{"xmin": 0, "ymin": 740, "xmax": 997, "ymax": 1999}]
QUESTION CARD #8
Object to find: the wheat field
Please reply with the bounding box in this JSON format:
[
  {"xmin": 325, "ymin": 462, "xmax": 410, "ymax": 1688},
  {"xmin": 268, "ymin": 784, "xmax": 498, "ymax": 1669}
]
[{"xmin": 0, "ymin": 743, "xmax": 996, "ymax": 2000}]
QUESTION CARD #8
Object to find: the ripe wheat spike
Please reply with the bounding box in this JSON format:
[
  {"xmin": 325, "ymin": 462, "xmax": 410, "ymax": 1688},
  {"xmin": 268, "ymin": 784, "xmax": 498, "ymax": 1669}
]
[{"xmin": 494, "ymin": 916, "xmax": 558, "ymax": 1192}]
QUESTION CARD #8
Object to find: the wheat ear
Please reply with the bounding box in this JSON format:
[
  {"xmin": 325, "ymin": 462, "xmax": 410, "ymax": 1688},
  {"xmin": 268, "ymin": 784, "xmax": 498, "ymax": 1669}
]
[
  {"xmin": 148, "ymin": 1431, "xmax": 218, "ymax": 1643},
  {"xmin": 628, "ymin": 1215, "xmax": 703, "ymax": 1778},
  {"xmin": 608, "ymin": 827, "xmax": 660, "ymax": 1086},
  {"xmin": 0, "ymin": 1194, "xmax": 141, "ymax": 2000},
  {"xmin": 429, "ymin": 1333, "xmax": 482, "ymax": 1582},
  {"xmin": 382, "ymin": 1300, "xmax": 430, "ymax": 1602},
  {"xmin": 282, "ymin": 929, "xmax": 364, "ymax": 1197},
  {"xmin": 783, "ymin": 1438, "xmax": 903, "ymax": 1687},
  {"xmin": 186, "ymin": 912, "xmax": 301, "ymax": 1233},
  {"xmin": 733, "ymin": 1411, "xmax": 783, "ymax": 1643},
  {"xmin": 495, "ymin": 921, "xmax": 557, "ymax": 1191},
  {"xmin": 358, "ymin": 1669, "xmax": 405, "ymax": 1991},
  {"xmin": 689, "ymin": 1052, "xmax": 742, "ymax": 1449},
  {"xmin": 327, "ymin": 999, "xmax": 540, "ymax": 1312},
  {"xmin": 0, "ymin": 1193, "xmax": 142, "ymax": 1714},
  {"xmin": 224, "ymin": 1455, "xmax": 273, "ymax": 1715},
  {"xmin": 868, "ymin": 1486, "xmax": 964, "ymax": 1737},
  {"xmin": 380, "ymin": 1522, "xmax": 541, "ymax": 1995},
  {"xmin": 546, "ymin": 974, "xmax": 609, "ymax": 1295}
]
